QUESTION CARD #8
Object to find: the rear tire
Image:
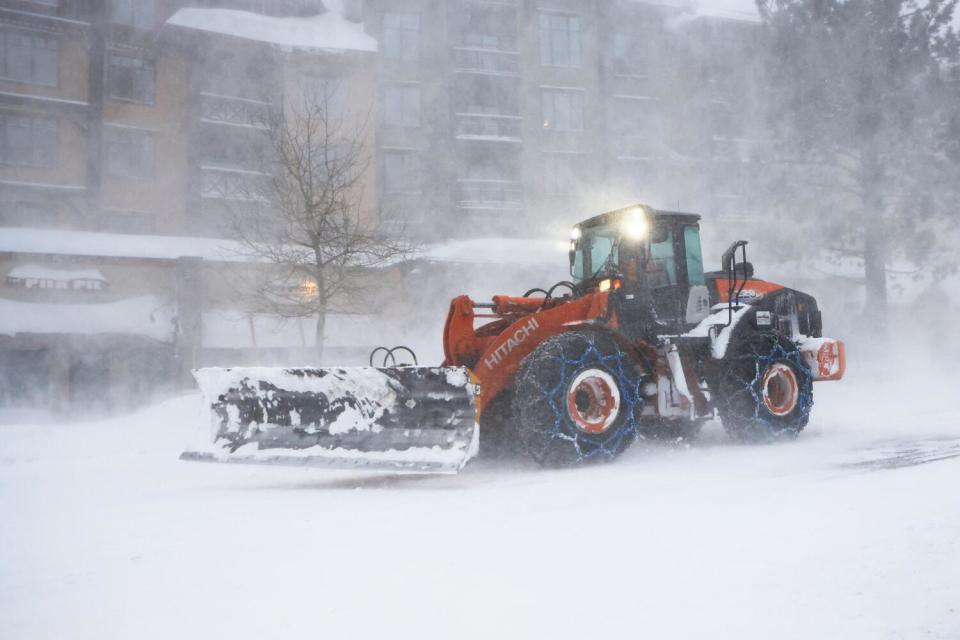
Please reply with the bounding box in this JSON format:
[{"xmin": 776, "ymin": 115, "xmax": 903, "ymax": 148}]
[
  {"xmin": 512, "ymin": 331, "xmax": 645, "ymax": 467},
  {"xmin": 713, "ymin": 332, "xmax": 813, "ymax": 443}
]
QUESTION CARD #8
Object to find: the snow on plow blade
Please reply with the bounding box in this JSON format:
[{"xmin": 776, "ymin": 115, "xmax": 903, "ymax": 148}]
[{"xmin": 182, "ymin": 366, "xmax": 479, "ymax": 474}]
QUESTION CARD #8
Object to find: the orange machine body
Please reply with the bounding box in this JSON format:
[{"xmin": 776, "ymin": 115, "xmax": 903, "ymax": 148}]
[
  {"xmin": 443, "ymin": 292, "xmax": 611, "ymax": 414},
  {"xmin": 442, "ymin": 280, "xmax": 844, "ymax": 417},
  {"xmin": 713, "ymin": 278, "xmax": 785, "ymax": 303}
]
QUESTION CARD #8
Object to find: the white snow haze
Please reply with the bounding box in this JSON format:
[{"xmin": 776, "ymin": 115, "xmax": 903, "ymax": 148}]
[{"xmin": 1, "ymin": 1, "xmax": 959, "ymax": 639}]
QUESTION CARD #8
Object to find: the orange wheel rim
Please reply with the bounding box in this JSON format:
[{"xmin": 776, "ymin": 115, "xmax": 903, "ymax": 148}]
[
  {"xmin": 566, "ymin": 369, "xmax": 621, "ymax": 434},
  {"xmin": 761, "ymin": 363, "xmax": 799, "ymax": 417}
]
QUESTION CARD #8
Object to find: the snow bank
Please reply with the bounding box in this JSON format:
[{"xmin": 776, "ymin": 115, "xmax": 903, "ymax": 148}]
[
  {"xmin": 167, "ymin": 8, "xmax": 377, "ymax": 53},
  {"xmin": 0, "ymin": 296, "xmax": 175, "ymax": 342}
]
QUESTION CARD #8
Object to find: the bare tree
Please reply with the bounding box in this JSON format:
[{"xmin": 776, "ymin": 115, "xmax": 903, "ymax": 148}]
[{"xmin": 229, "ymin": 80, "xmax": 410, "ymax": 362}]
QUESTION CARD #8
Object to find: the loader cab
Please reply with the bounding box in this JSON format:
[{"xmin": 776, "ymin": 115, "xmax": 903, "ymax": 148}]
[{"xmin": 569, "ymin": 205, "xmax": 711, "ymax": 334}]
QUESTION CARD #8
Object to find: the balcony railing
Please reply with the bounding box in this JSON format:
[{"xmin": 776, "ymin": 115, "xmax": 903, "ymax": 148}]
[
  {"xmin": 457, "ymin": 179, "xmax": 523, "ymax": 211},
  {"xmin": 452, "ymin": 46, "xmax": 520, "ymax": 76},
  {"xmin": 200, "ymin": 92, "xmax": 271, "ymax": 129},
  {"xmin": 455, "ymin": 113, "xmax": 522, "ymax": 141},
  {"xmin": 200, "ymin": 166, "xmax": 266, "ymax": 201}
]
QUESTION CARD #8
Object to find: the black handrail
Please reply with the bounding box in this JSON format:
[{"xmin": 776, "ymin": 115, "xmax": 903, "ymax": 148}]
[{"xmin": 721, "ymin": 240, "xmax": 749, "ymax": 328}]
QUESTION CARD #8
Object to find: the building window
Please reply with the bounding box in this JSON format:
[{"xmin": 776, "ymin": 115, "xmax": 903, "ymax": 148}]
[
  {"xmin": 539, "ymin": 13, "xmax": 581, "ymax": 67},
  {"xmin": 543, "ymin": 154, "xmax": 580, "ymax": 195},
  {"xmin": 613, "ymin": 32, "xmax": 650, "ymax": 77},
  {"xmin": 464, "ymin": 33, "xmax": 500, "ymax": 49},
  {"xmin": 383, "ymin": 13, "xmax": 419, "ymax": 62},
  {"xmin": 0, "ymin": 114, "xmax": 57, "ymax": 167},
  {"xmin": 199, "ymin": 126, "xmax": 266, "ymax": 171},
  {"xmin": 98, "ymin": 210, "xmax": 156, "ymax": 234},
  {"xmin": 0, "ymin": 201, "xmax": 58, "ymax": 228},
  {"xmin": 382, "ymin": 150, "xmax": 420, "ymax": 194},
  {"xmin": 383, "ymin": 84, "xmax": 420, "ymax": 127},
  {"xmin": 0, "ymin": 28, "xmax": 59, "ymax": 87},
  {"xmin": 542, "ymin": 89, "xmax": 583, "ymax": 131},
  {"xmin": 104, "ymin": 126, "xmax": 154, "ymax": 178},
  {"xmin": 107, "ymin": 53, "xmax": 155, "ymax": 104},
  {"xmin": 110, "ymin": 0, "xmax": 155, "ymax": 29}
]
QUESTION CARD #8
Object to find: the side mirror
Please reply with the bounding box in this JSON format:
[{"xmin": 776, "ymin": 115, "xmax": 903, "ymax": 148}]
[{"xmin": 721, "ymin": 240, "xmax": 749, "ymax": 275}]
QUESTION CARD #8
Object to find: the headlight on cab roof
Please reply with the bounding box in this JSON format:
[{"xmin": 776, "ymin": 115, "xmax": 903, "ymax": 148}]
[{"xmin": 622, "ymin": 207, "xmax": 648, "ymax": 240}]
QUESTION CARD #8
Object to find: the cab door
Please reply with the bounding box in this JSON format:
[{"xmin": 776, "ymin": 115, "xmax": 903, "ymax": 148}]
[{"xmin": 682, "ymin": 225, "xmax": 711, "ymax": 326}]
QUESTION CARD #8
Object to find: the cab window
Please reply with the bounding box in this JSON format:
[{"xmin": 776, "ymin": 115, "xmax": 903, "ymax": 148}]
[
  {"xmin": 683, "ymin": 226, "xmax": 706, "ymax": 286},
  {"xmin": 572, "ymin": 247, "xmax": 585, "ymax": 280},
  {"xmin": 648, "ymin": 228, "xmax": 677, "ymax": 287},
  {"xmin": 590, "ymin": 235, "xmax": 617, "ymax": 276}
]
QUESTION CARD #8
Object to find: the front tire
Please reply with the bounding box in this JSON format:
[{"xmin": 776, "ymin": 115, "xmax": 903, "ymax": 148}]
[
  {"xmin": 512, "ymin": 331, "xmax": 645, "ymax": 467},
  {"xmin": 713, "ymin": 332, "xmax": 813, "ymax": 443}
]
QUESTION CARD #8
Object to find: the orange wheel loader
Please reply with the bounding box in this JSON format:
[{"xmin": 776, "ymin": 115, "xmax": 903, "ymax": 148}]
[{"xmin": 183, "ymin": 205, "xmax": 845, "ymax": 473}]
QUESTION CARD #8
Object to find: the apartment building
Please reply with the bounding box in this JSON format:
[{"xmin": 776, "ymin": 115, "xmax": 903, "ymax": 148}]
[{"xmin": 363, "ymin": 0, "xmax": 764, "ymax": 241}]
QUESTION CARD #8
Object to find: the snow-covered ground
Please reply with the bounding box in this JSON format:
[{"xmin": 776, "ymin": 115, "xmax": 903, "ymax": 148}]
[{"xmin": 2, "ymin": 357, "xmax": 958, "ymax": 639}]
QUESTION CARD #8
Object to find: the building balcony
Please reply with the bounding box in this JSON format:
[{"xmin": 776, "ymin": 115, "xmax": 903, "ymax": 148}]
[
  {"xmin": 199, "ymin": 92, "xmax": 271, "ymax": 129},
  {"xmin": 452, "ymin": 47, "xmax": 520, "ymax": 76},
  {"xmin": 456, "ymin": 179, "xmax": 523, "ymax": 212},
  {"xmin": 200, "ymin": 165, "xmax": 266, "ymax": 201},
  {"xmin": 455, "ymin": 113, "xmax": 522, "ymax": 142}
]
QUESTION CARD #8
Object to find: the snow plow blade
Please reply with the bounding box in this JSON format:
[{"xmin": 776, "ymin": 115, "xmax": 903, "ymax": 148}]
[{"xmin": 182, "ymin": 366, "xmax": 478, "ymax": 474}]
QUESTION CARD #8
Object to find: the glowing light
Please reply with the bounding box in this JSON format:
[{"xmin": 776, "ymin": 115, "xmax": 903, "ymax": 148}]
[
  {"xmin": 301, "ymin": 279, "xmax": 319, "ymax": 299},
  {"xmin": 571, "ymin": 226, "xmax": 582, "ymax": 240},
  {"xmin": 622, "ymin": 208, "xmax": 648, "ymax": 240},
  {"xmin": 598, "ymin": 278, "xmax": 612, "ymax": 292}
]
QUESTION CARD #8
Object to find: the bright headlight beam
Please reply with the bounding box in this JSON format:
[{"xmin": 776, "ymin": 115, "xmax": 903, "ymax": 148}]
[
  {"xmin": 622, "ymin": 210, "xmax": 648, "ymax": 240},
  {"xmin": 571, "ymin": 226, "xmax": 582, "ymax": 240}
]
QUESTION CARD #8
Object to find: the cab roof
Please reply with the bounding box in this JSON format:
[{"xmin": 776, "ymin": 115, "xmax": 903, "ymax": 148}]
[{"xmin": 577, "ymin": 204, "xmax": 701, "ymax": 229}]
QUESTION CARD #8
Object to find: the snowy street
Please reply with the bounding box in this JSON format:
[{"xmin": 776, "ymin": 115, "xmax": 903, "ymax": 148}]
[{"xmin": 2, "ymin": 360, "xmax": 958, "ymax": 640}]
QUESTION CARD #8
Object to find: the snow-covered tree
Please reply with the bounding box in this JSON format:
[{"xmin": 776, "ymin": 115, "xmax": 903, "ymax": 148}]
[{"xmin": 756, "ymin": 0, "xmax": 960, "ymax": 332}]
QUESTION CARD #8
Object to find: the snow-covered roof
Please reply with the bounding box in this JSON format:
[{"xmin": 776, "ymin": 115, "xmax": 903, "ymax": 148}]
[
  {"xmin": 422, "ymin": 237, "xmax": 569, "ymax": 267},
  {"xmin": 166, "ymin": 8, "xmax": 377, "ymax": 53},
  {"xmin": 684, "ymin": 0, "xmax": 761, "ymax": 23},
  {"xmin": 0, "ymin": 296, "xmax": 175, "ymax": 342},
  {"xmin": 0, "ymin": 228, "xmax": 249, "ymax": 263},
  {"xmin": 7, "ymin": 264, "xmax": 106, "ymax": 283},
  {"xmin": 628, "ymin": 0, "xmax": 761, "ymax": 23}
]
